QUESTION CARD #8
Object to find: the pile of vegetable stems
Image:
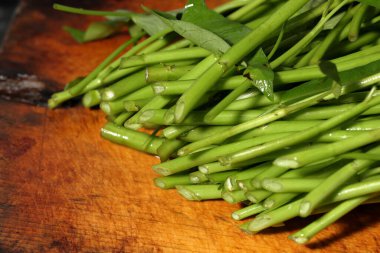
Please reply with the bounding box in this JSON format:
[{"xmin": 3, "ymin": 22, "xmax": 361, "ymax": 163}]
[{"xmin": 49, "ymin": 0, "xmax": 380, "ymax": 245}]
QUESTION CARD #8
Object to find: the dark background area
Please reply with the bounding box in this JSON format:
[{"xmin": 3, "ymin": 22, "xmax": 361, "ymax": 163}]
[{"xmin": 0, "ymin": 0, "xmax": 19, "ymax": 46}]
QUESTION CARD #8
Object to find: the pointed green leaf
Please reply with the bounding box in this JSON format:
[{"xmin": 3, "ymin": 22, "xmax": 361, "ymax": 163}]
[
  {"xmin": 248, "ymin": 48, "xmax": 270, "ymax": 66},
  {"xmin": 83, "ymin": 21, "xmax": 123, "ymax": 42},
  {"xmin": 182, "ymin": 0, "xmax": 251, "ymax": 44},
  {"xmin": 339, "ymin": 59, "xmax": 380, "ymax": 85},
  {"xmin": 319, "ymin": 61, "xmax": 341, "ymax": 84},
  {"xmin": 131, "ymin": 13, "xmax": 171, "ymax": 36},
  {"xmin": 63, "ymin": 26, "xmax": 85, "ymax": 43},
  {"xmin": 280, "ymin": 78, "xmax": 333, "ymax": 105},
  {"xmin": 150, "ymin": 10, "xmax": 231, "ymax": 55},
  {"xmin": 281, "ymin": 59, "xmax": 380, "ymax": 105},
  {"xmin": 64, "ymin": 21, "xmax": 124, "ymax": 43},
  {"xmin": 244, "ymin": 49, "xmax": 274, "ymax": 101}
]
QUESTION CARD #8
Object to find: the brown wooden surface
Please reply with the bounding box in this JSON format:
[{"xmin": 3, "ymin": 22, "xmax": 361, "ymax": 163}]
[{"xmin": 1, "ymin": 1, "xmax": 380, "ymax": 252}]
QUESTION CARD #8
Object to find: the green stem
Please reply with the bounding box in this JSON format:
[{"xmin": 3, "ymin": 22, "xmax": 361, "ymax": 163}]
[
  {"xmin": 202, "ymin": 157, "xmax": 268, "ymax": 177},
  {"xmin": 289, "ymin": 103, "xmax": 380, "ymax": 120},
  {"xmin": 308, "ymin": 6, "xmax": 356, "ymax": 65},
  {"xmin": 152, "ymin": 134, "xmax": 284, "ymax": 176},
  {"xmin": 176, "ymin": 185, "xmax": 222, "ymax": 201},
  {"xmin": 101, "ymin": 69, "xmax": 147, "ymax": 101},
  {"xmin": 237, "ymin": 178, "xmax": 256, "ymax": 192},
  {"xmin": 53, "ymin": 4, "xmax": 131, "ymax": 17},
  {"xmin": 100, "ymin": 29, "xmax": 173, "ymax": 84},
  {"xmin": 100, "ymin": 85, "xmax": 154, "ymax": 115},
  {"xmin": 157, "ymin": 138, "xmax": 186, "ymax": 162},
  {"xmin": 214, "ymin": 0, "xmax": 251, "ymax": 14},
  {"xmin": 179, "ymin": 126, "xmax": 232, "ymax": 142},
  {"xmin": 348, "ymin": 4, "xmax": 369, "ymax": 42},
  {"xmin": 274, "ymin": 128, "xmax": 380, "ymax": 169},
  {"xmin": 153, "ymin": 51, "xmax": 380, "ymax": 95},
  {"xmin": 294, "ymin": 42, "xmax": 321, "ymax": 68},
  {"xmin": 130, "ymin": 53, "xmax": 221, "ymax": 125},
  {"xmin": 245, "ymin": 190, "xmax": 272, "ymax": 203},
  {"xmin": 112, "ymin": 112, "xmax": 134, "ymax": 126},
  {"xmin": 251, "ymin": 165, "xmax": 289, "ymax": 188},
  {"xmin": 270, "ymin": 0, "xmax": 350, "ymax": 69},
  {"xmin": 222, "ymin": 190, "xmax": 247, "ymax": 204},
  {"xmin": 124, "ymin": 99, "xmax": 151, "ymax": 112},
  {"xmin": 221, "ymin": 94, "xmax": 380, "ymax": 166},
  {"xmin": 127, "ymin": 96, "xmax": 174, "ymax": 124},
  {"xmin": 262, "ymin": 178, "xmax": 323, "ymax": 193},
  {"xmin": 227, "ymin": 0, "xmax": 267, "ymax": 21},
  {"xmin": 263, "ymin": 160, "xmax": 343, "ymax": 208},
  {"xmin": 82, "ymin": 89, "xmax": 103, "ymax": 108},
  {"xmin": 154, "ymin": 175, "xmax": 193, "ymax": 189},
  {"xmin": 189, "ymin": 171, "xmax": 209, "ymax": 184},
  {"xmin": 162, "ymin": 125, "xmax": 196, "ymax": 139},
  {"xmin": 285, "ymin": 0, "xmax": 339, "ymax": 35},
  {"xmin": 359, "ymin": 166, "xmax": 380, "ymax": 179},
  {"xmin": 206, "ymin": 170, "xmax": 238, "ymax": 183},
  {"xmin": 330, "ymin": 31, "xmax": 380, "ymax": 58},
  {"xmin": 204, "ymin": 80, "xmax": 251, "ymax": 122},
  {"xmin": 339, "ymin": 151, "xmax": 380, "ymax": 160},
  {"xmin": 145, "ymin": 65, "xmax": 194, "ymax": 83},
  {"xmin": 224, "ymin": 163, "xmax": 272, "ymax": 191},
  {"xmin": 267, "ymin": 22, "xmax": 286, "ymax": 60},
  {"xmin": 263, "ymin": 192, "xmax": 299, "ymax": 209},
  {"xmin": 289, "ymin": 195, "xmax": 372, "ymax": 244},
  {"xmin": 100, "ymin": 122, "xmax": 163, "ymax": 154},
  {"xmin": 276, "ymin": 51, "xmax": 380, "ymax": 84},
  {"xmin": 48, "ymin": 36, "xmax": 141, "ymax": 108},
  {"xmin": 298, "ymin": 145, "xmax": 380, "ymax": 217},
  {"xmin": 232, "ymin": 204, "xmax": 266, "ymax": 221},
  {"xmin": 179, "ymin": 90, "xmax": 330, "ymax": 156},
  {"xmin": 120, "ymin": 47, "xmax": 210, "ymax": 69},
  {"xmin": 174, "ymin": 0, "xmax": 311, "ymax": 123},
  {"xmin": 247, "ymin": 177, "xmax": 380, "ymax": 232},
  {"xmin": 141, "ymin": 109, "xmax": 289, "ymax": 126}
]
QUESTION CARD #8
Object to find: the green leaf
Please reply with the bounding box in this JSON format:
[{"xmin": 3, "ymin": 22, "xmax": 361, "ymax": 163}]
[
  {"xmin": 182, "ymin": 0, "xmax": 251, "ymax": 45},
  {"xmin": 356, "ymin": 0, "xmax": 380, "ymax": 8},
  {"xmin": 243, "ymin": 49, "xmax": 275, "ymax": 101},
  {"xmin": 63, "ymin": 26, "xmax": 85, "ymax": 43},
  {"xmin": 319, "ymin": 61, "xmax": 342, "ymax": 98},
  {"xmin": 150, "ymin": 10, "xmax": 231, "ymax": 55},
  {"xmin": 280, "ymin": 78, "xmax": 333, "ymax": 105},
  {"xmin": 83, "ymin": 21, "xmax": 123, "ymax": 42},
  {"xmin": 280, "ymin": 59, "xmax": 380, "ymax": 105},
  {"xmin": 319, "ymin": 61, "xmax": 341, "ymax": 84},
  {"xmin": 339, "ymin": 59, "xmax": 380, "ymax": 85},
  {"xmin": 64, "ymin": 21, "xmax": 124, "ymax": 43},
  {"xmin": 248, "ymin": 48, "xmax": 270, "ymax": 66},
  {"xmin": 131, "ymin": 13, "xmax": 171, "ymax": 36}
]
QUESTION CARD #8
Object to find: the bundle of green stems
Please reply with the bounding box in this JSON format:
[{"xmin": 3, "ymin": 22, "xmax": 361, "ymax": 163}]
[{"xmin": 50, "ymin": 0, "xmax": 380, "ymax": 244}]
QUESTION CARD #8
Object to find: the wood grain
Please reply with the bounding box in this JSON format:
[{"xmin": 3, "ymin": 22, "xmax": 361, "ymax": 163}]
[{"xmin": 1, "ymin": 1, "xmax": 380, "ymax": 252}]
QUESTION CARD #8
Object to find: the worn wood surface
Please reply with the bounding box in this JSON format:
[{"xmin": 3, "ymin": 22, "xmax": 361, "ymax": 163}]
[{"xmin": 1, "ymin": 1, "xmax": 380, "ymax": 252}]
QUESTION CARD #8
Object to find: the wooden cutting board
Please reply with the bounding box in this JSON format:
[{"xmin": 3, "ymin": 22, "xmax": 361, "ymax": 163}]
[{"xmin": 1, "ymin": 1, "xmax": 380, "ymax": 252}]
